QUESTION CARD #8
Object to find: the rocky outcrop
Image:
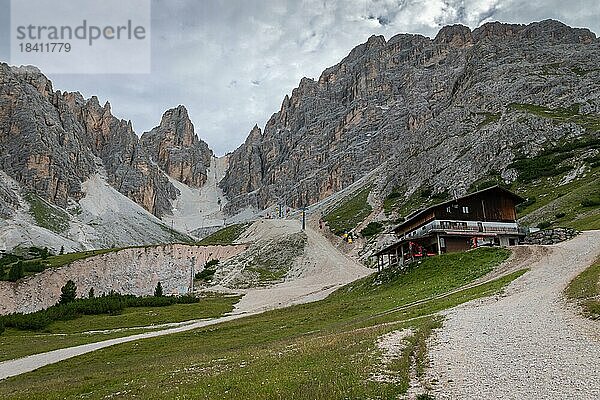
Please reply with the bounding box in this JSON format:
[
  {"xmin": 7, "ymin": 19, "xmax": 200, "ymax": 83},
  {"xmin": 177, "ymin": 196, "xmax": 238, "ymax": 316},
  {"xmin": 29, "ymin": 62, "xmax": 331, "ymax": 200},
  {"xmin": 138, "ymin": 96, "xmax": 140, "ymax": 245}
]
[
  {"xmin": 220, "ymin": 20, "xmax": 600, "ymax": 213},
  {"xmin": 0, "ymin": 243, "xmax": 247, "ymax": 314},
  {"xmin": 523, "ymin": 228, "xmax": 579, "ymax": 245},
  {"xmin": 0, "ymin": 65, "xmax": 209, "ymax": 217},
  {"xmin": 140, "ymin": 105, "xmax": 212, "ymax": 188},
  {"xmin": 63, "ymin": 94, "xmax": 179, "ymax": 216},
  {"xmin": 0, "ymin": 65, "xmax": 96, "ymax": 208}
]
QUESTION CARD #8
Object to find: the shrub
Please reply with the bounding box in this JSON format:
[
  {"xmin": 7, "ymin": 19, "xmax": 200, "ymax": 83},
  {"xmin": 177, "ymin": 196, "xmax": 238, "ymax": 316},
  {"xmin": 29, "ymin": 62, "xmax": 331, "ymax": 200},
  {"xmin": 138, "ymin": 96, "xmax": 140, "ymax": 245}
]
[
  {"xmin": 8, "ymin": 261, "xmax": 24, "ymax": 282},
  {"xmin": 360, "ymin": 221, "xmax": 384, "ymax": 238},
  {"xmin": 196, "ymin": 268, "xmax": 216, "ymax": 281},
  {"xmin": 59, "ymin": 280, "xmax": 77, "ymax": 304},
  {"xmin": 537, "ymin": 221, "xmax": 552, "ymax": 229},
  {"xmin": 555, "ymin": 212, "xmax": 566, "ymax": 218},
  {"xmin": 0, "ymin": 293, "xmax": 199, "ymax": 333},
  {"xmin": 205, "ymin": 259, "xmax": 219, "ymax": 269},
  {"xmin": 0, "ymin": 320, "xmax": 4, "ymax": 335},
  {"xmin": 581, "ymin": 198, "xmax": 600, "ymax": 207},
  {"xmin": 88, "ymin": 287, "xmax": 95, "ymax": 299}
]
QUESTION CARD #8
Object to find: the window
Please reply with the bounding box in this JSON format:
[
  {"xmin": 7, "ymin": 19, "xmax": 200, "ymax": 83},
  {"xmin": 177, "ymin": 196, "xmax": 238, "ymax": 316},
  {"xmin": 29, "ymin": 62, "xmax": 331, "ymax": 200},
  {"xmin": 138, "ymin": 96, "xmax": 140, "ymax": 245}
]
[
  {"xmin": 462, "ymin": 206, "xmax": 469, "ymax": 214},
  {"xmin": 446, "ymin": 206, "xmax": 451, "ymax": 213}
]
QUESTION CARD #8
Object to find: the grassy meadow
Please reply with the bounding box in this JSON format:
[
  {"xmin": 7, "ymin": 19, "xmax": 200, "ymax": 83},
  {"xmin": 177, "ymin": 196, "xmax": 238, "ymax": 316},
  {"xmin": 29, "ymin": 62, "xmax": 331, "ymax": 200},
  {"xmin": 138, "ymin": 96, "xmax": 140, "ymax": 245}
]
[{"xmin": 0, "ymin": 248, "xmax": 526, "ymax": 399}]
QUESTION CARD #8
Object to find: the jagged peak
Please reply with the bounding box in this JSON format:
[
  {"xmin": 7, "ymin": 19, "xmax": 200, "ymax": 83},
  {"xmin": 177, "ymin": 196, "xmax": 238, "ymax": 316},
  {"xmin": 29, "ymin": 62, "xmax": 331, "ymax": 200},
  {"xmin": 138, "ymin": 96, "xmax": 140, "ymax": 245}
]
[
  {"xmin": 366, "ymin": 34, "xmax": 386, "ymax": 47},
  {"xmin": 434, "ymin": 24, "xmax": 473, "ymax": 47}
]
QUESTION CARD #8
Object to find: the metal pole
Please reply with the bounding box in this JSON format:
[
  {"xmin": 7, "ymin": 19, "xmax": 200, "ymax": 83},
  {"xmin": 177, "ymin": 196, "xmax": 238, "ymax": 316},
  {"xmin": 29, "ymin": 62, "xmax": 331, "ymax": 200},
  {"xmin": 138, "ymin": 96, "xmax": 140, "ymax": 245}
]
[
  {"xmin": 190, "ymin": 257, "xmax": 196, "ymax": 293},
  {"xmin": 301, "ymin": 207, "xmax": 306, "ymax": 230}
]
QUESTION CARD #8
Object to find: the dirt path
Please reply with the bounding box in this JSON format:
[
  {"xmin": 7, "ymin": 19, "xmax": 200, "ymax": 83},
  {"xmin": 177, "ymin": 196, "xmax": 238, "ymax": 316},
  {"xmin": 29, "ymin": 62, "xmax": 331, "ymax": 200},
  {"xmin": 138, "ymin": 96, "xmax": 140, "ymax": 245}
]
[
  {"xmin": 426, "ymin": 231, "xmax": 600, "ymax": 399},
  {"xmin": 0, "ymin": 219, "xmax": 371, "ymax": 381}
]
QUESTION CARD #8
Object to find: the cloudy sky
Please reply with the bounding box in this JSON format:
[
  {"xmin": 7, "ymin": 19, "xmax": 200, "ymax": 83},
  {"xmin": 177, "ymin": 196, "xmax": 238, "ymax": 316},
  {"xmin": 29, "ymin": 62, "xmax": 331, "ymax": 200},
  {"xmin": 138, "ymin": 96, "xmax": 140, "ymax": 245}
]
[{"xmin": 1, "ymin": 0, "xmax": 599, "ymax": 154}]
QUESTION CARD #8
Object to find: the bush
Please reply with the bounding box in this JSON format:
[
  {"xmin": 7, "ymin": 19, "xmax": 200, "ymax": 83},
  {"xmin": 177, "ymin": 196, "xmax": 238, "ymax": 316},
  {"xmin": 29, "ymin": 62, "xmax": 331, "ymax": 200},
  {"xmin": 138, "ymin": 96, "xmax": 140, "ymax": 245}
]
[
  {"xmin": 0, "ymin": 320, "xmax": 4, "ymax": 335},
  {"xmin": 196, "ymin": 268, "xmax": 216, "ymax": 281},
  {"xmin": 8, "ymin": 261, "xmax": 24, "ymax": 282},
  {"xmin": 581, "ymin": 198, "xmax": 600, "ymax": 207},
  {"xmin": 555, "ymin": 212, "xmax": 566, "ymax": 219},
  {"xmin": 360, "ymin": 222, "xmax": 384, "ymax": 238},
  {"xmin": 0, "ymin": 293, "xmax": 199, "ymax": 333},
  {"xmin": 537, "ymin": 221, "xmax": 552, "ymax": 229},
  {"xmin": 205, "ymin": 259, "xmax": 219, "ymax": 269}
]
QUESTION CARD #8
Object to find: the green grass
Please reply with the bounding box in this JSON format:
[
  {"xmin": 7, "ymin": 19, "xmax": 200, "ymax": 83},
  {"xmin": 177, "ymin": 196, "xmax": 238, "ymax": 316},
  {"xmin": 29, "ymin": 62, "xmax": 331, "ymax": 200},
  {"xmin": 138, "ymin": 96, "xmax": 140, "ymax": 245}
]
[
  {"xmin": 514, "ymin": 167, "xmax": 600, "ymax": 230},
  {"xmin": 0, "ymin": 293, "xmax": 240, "ymax": 362},
  {"xmin": 23, "ymin": 193, "xmax": 70, "ymax": 234},
  {"xmin": 476, "ymin": 111, "xmax": 501, "ymax": 128},
  {"xmin": 45, "ymin": 294, "xmax": 241, "ymax": 334},
  {"xmin": 508, "ymin": 103, "xmax": 600, "ymax": 132},
  {"xmin": 323, "ymin": 186, "xmax": 373, "ymax": 235},
  {"xmin": 565, "ymin": 258, "xmax": 600, "ymax": 319},
  {"xmin": 0, "ymin": 328, "xmax": 164, "ymax": 363},
  {"xmin": 0, "ymin": 248, "xmax": 521, "ymax": 399},
  {"xmin": 197, "ymin": 223, "xmax": 250, "ymax": 245},
  {"xmin": 361, "ymin": 221, "xmax": 384, "ymax": 238},
  {"xmin": 384, "ymin": 185, "xmax": 450, "ymax": 218}
]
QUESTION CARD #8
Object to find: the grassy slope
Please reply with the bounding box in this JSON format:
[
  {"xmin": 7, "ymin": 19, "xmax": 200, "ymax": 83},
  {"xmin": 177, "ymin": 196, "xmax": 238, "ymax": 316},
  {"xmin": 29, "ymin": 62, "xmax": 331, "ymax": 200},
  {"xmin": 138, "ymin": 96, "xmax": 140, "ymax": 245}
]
[
  {"xmin": 565, "ymin": 257, "xmax": 600, "ymax": 319},
  {"xmin": 197, "ymin": 223, "xmax": 250, "ymax": 245},
  {"xmin": 23, "ymin": 193, "xmax": 70, "ymax": 234},
  {"xmin": 0, "ymin": 248, "xmax": 524, "ymax": 399},
  {"xmin": 0, "ymin": 294, "xmax": 240, "ymax": 362},
  {"xmin": 323, "ymin": 186, "xmax": 373, "ymax": 235}
]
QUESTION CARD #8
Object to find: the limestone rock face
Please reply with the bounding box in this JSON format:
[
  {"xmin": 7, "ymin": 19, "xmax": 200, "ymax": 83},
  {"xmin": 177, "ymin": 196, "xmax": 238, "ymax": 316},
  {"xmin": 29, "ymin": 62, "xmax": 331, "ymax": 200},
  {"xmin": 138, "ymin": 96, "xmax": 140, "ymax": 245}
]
[
  {"xmin": 0, "ymin": 65, "xmax": 96, "ymax": 208},
  {"xmin": 220, "ymin": 20, "xmax": 600, "ymax": 212},
  {"xmin": 0, "ymin": 64, "xmax": 188, "ymax": 217},
  {"xmin": 140, "ymin": 105, "xmax": 213, "ymax": 188},
  {"xmin": 63, "ymin": 94, "xmax": 179, "ymax": 216}
]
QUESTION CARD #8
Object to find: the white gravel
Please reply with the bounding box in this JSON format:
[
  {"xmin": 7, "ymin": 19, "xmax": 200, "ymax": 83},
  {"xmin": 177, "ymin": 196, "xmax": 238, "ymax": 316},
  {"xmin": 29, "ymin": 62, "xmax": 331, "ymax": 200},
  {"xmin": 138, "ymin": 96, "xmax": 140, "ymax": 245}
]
[{"xmin": 427, "ymin": 230, "xmax": 600, "ymax": 400}]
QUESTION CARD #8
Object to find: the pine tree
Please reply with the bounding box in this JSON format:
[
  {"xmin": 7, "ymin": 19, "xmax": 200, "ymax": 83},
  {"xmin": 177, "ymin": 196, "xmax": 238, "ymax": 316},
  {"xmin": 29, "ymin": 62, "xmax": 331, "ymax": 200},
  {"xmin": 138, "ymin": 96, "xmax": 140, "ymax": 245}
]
[
  {"xmin": 59, "ymin": 246, "xmax": 64, "ymax": 255},
  {"xmin": 154, "ymin": 281, "xmax": 163, "ymax": 297},
  {"xmin": 59, "ymin": 280, "xmax": 77, "ymax": 304},
  {"xmin": 8, "ymin": 261, "xmax": 24, "ymax": 282},
  {"xmin": 88, "ymin": 287, "xmax": 95, "ymax": 299}
]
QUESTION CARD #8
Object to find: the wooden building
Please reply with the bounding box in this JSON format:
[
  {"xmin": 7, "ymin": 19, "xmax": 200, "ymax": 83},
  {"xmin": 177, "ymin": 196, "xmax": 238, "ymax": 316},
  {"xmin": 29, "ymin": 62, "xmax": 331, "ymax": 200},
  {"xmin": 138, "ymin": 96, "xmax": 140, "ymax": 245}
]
[{"xmin": 373, "ymin": 186, "xmax": 525, "ymax": 270}]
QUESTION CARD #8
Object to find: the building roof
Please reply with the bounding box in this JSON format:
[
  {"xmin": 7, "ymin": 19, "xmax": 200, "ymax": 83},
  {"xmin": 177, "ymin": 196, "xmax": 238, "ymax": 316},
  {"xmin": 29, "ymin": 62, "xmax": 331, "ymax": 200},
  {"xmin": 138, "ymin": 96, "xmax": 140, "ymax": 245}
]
[{"xmin": 393, "ymin": 185, "xmax": 525, "ymax": 233}]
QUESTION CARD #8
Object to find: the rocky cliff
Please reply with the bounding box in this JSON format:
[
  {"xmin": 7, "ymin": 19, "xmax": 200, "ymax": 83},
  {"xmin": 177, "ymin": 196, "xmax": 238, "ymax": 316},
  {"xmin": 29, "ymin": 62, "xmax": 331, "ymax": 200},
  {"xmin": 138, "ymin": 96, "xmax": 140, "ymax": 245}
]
[
  {"xmin": 0, "ymin": 65, "xmax": 96, "ymax": 211},
  {"xmin": 0, "ymin": 65, "xmax": 220, "ymax": 220},
  {"xmin": 141, "ymin": 105, "xmax": 213, "ymax": 188},
  {"xmin": 220, "ymin": 20, "xmax": 600, "ymax": 212}
]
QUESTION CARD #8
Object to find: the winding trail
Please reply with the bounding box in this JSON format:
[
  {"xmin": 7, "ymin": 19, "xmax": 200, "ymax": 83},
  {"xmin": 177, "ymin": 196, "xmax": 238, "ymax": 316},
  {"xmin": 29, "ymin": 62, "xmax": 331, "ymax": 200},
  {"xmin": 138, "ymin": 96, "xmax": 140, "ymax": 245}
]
[
  {"xmin": 0, "ymin": 219, "xmax": 370, "ymax": 380},
  {"xmin": 427, "ymin": 231, "xmax": 600, "ymax": 399}
]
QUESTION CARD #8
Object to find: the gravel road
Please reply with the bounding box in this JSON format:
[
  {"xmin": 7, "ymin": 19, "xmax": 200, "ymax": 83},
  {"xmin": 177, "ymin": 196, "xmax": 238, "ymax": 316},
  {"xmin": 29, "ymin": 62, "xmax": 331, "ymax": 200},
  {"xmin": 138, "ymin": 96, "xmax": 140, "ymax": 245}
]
[{"xmin": 427, "ymin": 230, "xmax": 600, "ymax": 399}]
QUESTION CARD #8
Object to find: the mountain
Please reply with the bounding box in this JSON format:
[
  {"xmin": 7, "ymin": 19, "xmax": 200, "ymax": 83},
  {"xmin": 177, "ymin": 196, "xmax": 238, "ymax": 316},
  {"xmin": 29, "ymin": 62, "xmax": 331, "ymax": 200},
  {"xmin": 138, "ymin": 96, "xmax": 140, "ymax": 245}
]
[
  {"xmin": 0, "ymin": 65, "xmax": 216, "ymax": 251},
  {"xmin": 140, "ymin": 105, "xmax": 213, "ymax": 188},
  {"xmin": 220, "ymin": 20, "xmax": 600, "ymax": 214},
  {"xmin": 1, "ymin": 19, "xmax": 599, "ymax": 252}
]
